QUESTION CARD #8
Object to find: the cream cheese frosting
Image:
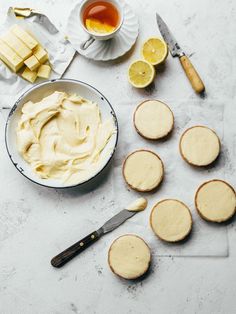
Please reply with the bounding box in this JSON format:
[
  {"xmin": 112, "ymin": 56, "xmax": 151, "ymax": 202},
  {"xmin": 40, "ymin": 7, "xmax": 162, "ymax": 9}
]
[
  {"xmin": 108, "ymin": 234, "xmax": 151, "ymax": 279},
  {"xmin": 16, "ymin": 91, "xmax": 114, "ymax": 185},
  {"xmin": 195, "ymin": 180, "xmax": 236, "ymax": 222},
  {"xmin": 150, "ymin": 199, "xmax": 192, "ymax": 242},
  {"xmin": 180, "ymin": 126, "xmax": 220, "ymax": 166},
  {"xmin": 125, "ymin": 197, "xmax": 147, "ymax": 212},
  {"xmin": 134, "ymin": 100, "xmax": 174, "ymax": 139},
  {"xmin": 123, "ymin": 150, "xmax": 164, "ymax": 192}
]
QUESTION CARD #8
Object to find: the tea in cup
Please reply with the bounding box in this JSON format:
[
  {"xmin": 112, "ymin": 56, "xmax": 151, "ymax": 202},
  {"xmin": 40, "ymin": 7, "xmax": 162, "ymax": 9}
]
[{"xmin": 79, "ymin": 0, "xmax": 124, "ymax": 49}]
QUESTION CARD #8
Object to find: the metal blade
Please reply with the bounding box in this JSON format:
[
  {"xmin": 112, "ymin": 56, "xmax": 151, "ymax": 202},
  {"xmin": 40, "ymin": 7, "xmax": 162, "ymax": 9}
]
[
  {"xmin": 156, "ymin": 13, "xmax": 184, "ymax": 57},
  {"xmin": 100, "ymin": 209, "xmax": 137, "ymax": 234}
]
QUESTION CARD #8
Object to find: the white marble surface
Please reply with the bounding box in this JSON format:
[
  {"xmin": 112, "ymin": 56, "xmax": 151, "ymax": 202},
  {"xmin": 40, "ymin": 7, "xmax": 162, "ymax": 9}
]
[{"xmin": 1, "ymin": 0, "xmax": 236, "ymax": 313}]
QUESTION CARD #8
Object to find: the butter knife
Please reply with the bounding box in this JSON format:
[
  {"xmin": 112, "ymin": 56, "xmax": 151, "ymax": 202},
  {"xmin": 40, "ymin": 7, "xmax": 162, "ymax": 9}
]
[
  {"xmin": 156, "ymin": 13, "xmax": 205, "ymax": 94},
  {"xmin": 51, "ymin": 209, "xmax": 137, "ymax": 268}
]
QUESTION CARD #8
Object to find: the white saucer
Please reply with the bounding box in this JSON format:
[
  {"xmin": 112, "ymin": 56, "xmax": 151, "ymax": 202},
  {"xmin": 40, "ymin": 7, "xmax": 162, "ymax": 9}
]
[{"xmin": 66, "ymin": 1, "xmax": 139, "ymax": 61}]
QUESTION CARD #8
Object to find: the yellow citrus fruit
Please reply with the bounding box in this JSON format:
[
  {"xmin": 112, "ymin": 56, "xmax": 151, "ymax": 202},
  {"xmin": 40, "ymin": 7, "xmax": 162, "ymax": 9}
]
[
  {"xmin": 128, "ymin": 60, "xmax": 155, "ymax": 88},
  {"xmin": 141, "ymin": 37, "xmax": 168, "ymax": 66},
  {"xmin": 85, "ymin": 18, "xmax": 115, "ymax": 34}
]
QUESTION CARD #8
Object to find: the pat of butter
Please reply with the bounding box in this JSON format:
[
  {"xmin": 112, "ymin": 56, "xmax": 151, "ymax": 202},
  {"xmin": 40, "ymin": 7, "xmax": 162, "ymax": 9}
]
[
  {"xmin": 13, "ymin": 8, "xmax": 32, "ymax": 17},
  {"xmin": 37, "ymin": 64, "xmax": 51, "ymax": 79},
  {"xmin": 10, "ymin": 24, "xmax": 38, "ymax": 50},
  {"xmin": 1, "ymin": 31, "xmax": 32, "ymax": 60},
  {"xmin": 22, "ymin": 67, "xmax": 37, "ymax": 83},
  {"xmin": 24, "ymin": 55, "xmax": 40, "ymax": 71},
  {"xmin": 0, "ymin": 39, "xmax": 23, "ymax": 72},
  {"xmin": 33, "ymin": 45, "xmax": 48, "ymax": 64}
]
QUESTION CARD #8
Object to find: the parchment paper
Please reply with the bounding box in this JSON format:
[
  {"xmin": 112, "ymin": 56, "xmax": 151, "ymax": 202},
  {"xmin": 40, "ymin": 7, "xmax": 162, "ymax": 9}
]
[
  {"xmin": 111, "ymin": 99, "xmax": 228, "ymax": 256},
  {"xmin": 0, "ymin": 8, "xmax": 75, "ymax": 108},
  {"xmin": 0, "ymin": 94, "xmax": 229, "ymax": 257}
]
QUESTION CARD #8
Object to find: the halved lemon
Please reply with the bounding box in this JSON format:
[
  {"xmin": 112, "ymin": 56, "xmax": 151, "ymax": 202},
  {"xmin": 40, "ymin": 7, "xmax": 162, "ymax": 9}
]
[
  {"xmin": 85, "ymin": 18, "xmax": 115, "ymax": 34},
  {"xmin": 128, "ymin": 60, "xmax": 155, "ymax": 88},
  {"xmin": 141, "ymin": 38, "xmax": 168, "ymax": 66}
]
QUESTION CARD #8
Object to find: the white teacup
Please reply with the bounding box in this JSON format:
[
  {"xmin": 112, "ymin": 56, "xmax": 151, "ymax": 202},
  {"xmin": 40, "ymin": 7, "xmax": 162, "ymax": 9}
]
[{"xmin": 79, "ymin": 0, "xmax": 124, "ymax": 50}]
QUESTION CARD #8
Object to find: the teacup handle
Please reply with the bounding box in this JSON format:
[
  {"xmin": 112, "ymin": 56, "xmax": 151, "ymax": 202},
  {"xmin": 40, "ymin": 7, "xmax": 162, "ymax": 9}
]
[{"xmin": 80, "ymin": 36, "xmax": 95, "ymax": 50}]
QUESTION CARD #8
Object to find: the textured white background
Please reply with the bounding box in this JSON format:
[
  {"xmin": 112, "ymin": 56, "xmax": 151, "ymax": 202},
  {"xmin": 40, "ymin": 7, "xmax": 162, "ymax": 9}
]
[{"xmin": 0, "ymin": 0, "xmax": 236, "ymax": 313}]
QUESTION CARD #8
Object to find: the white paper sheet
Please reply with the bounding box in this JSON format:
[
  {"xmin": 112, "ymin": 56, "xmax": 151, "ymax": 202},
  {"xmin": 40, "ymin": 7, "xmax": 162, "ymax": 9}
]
[
  {"xmin": 0, "ymin": 8, "xmax": 75, "ymax": 108},
  {"xmin": 111, "ymin": 99, "xmax": 228, "ymax": 256}
]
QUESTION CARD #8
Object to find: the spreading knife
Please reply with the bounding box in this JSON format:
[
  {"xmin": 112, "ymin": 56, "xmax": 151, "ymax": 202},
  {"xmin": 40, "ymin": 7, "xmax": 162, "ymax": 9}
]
[
  {"xmin": 156, "ymin": 13, "xmax": 205, "ymax": 94},
  {"xmin": 51, "ymin": 209, "xmax": 138, "ymax": 268}
]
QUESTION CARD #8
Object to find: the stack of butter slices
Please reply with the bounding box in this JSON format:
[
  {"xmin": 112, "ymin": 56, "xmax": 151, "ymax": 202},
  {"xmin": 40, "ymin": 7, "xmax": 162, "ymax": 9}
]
[{"xmin": 0, "ymin": 24, "xmax": 51, "ymax": 83}]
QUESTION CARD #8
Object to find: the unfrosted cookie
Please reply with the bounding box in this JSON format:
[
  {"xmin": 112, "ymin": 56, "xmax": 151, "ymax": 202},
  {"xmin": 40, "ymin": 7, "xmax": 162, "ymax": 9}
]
[
  {"xmin": 123, "ymin": 149, "xmax": 164, "ymax": 192},
  {"xmin": 195, "ymin": 179, "xmax": 236, "ymax": 222},
  {"xmin": 108, "ymin": 234, "xmax": 151, "ymax": 280},
  {"xmin": 179, "ymin": 126, "xmax": 220, "ymax": 166},
  {"xmin": 133, "ymin": 100, "xmax": 174, "ymax": 140},
  {"xmin": 150, "ymin": 199, "xmax": 192, "ymax": 242}
]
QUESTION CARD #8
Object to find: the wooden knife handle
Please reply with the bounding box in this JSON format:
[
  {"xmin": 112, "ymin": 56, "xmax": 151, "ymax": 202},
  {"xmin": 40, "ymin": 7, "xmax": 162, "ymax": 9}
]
[
  {"xmin": 51, "ymin": 230, "xmax": 101, "ymax": 268},
  {"xmin": 179, "ymin": 55, "xmax": 205, "ymax": 93}
]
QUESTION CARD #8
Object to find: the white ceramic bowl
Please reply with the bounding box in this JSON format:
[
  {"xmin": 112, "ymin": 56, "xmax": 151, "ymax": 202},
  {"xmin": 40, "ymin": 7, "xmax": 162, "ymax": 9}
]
[{"xmin": 5, "ymin": 79, "xmax": 118, "ymax": 189}]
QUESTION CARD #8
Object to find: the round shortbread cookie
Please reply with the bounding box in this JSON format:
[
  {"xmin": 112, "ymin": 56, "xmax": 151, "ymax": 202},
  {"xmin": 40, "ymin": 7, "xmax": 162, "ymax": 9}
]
[
  {"xmin": 122, "ymin": 149, "xmax": 164, "ymax": 192},
  {"xmin": 133, "ymin": 100, "xmax": 174, "ymax": 140},
  {"xmin": 150, "ymin": 199, "xmax": 192, "ymax": 242},
  {"xmin": 195, "ymin": 179, "xmax": 236, "ymax": 223},
  {"xmin": 179, "ymin": 126, "xmax": 221, "ymax": 166},
  {"xmin": 108, "ymin": 234, "xmax": 151, "ymax": 280}
]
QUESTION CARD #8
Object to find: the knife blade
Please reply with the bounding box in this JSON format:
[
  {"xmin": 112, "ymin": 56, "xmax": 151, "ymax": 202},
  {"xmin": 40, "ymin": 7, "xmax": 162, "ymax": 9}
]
[
  {"xmin": 51, "ymin": 209, "xmax": 137, "ymax": 268},
  {"xmin": 156, "ymin": 13, "xmax": 184, "ymax": 58},
  {"xmin": 100, "ymin": 209, "xmax": 136, "ymax": 234},
  {"xmin": 156, "ymin": 13, "xmax": 205, "ymax": 94}
]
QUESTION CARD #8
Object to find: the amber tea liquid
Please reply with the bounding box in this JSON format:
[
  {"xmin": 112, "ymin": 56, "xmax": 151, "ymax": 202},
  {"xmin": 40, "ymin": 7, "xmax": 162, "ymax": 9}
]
[{"xmin": 83, "ymin": 1, "xmax": 120, "ymax": 33}]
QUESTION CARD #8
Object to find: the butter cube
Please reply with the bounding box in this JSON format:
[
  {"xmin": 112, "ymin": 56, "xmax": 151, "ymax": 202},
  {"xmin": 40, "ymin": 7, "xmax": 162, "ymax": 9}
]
[
  {"xmin": 13, "ymin": 8, "xmax": 32, "ymax": 17},
  {"xmin": 1, "ymin": 31, "xmax": 32, "ymax": 60},
  {"xmin": 37, "ymin": 64, "xmax": 51, "ymax": 79},
  {"xmin": 0, "ymin": 39, "xmax": 23, "ymax": 72},
  {"xmin": 11, "ymin": 24, "xmax": 38, "ymax": 49},
  {"xmin": 33, "ymin": 45, "xmax": 48, "ymax": 64},
  {"xmin": 24, "ymin": 55, "xmax": 40, "ymax": 71},
  {"xmin": 22, "ymin": 67, "xmax": 37, "ymax": 83}
]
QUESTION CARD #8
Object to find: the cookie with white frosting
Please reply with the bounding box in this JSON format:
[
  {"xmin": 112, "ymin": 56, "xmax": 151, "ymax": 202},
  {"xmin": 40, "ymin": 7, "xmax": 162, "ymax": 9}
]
[
  {"xmin": 108, "ymin": 234, "xmax": 151, "ymax": 279},
  {"xmin": 179, "ymin": 126, "xmax": 221, "ymax": 166},
  {"xmin": 195, "ymin": 179, "xmax": 236, "ymax": 222},
  {"xmin": 150, "ymin": 199, "xmax": 192, "ymax": 242},
  {"xmin": 133, "ymin": 100, "xmax": 174, "ymax": 140},
  {"xmin": 122, "ymin": 149, "xmax": 164, "ymax": 192}
]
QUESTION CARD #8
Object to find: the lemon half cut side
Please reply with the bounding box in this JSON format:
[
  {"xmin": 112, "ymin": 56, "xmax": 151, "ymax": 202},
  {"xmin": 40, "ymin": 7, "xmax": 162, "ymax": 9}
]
[
  {"xmin": 142, "ymin": 37, "xmax": 168, "ymax": 66},
  {"xmin": 128, "ymin": 60, "xmax": 155, "ymax": 88}
]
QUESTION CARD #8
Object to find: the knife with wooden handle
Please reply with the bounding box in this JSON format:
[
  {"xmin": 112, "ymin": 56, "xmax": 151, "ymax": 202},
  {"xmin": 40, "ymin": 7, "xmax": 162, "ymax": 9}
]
[
  {"xmin": 51, "ymin": 209, "xmax": 137, "ymax": 268},
  {"xmin": 156, "ymin": 13, "xmax": 205, "ymax": 94}
]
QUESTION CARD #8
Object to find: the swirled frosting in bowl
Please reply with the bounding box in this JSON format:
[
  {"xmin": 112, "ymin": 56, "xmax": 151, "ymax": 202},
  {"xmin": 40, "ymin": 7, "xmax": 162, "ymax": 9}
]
[{"xmin": 16, "ymin": 91, "xmax": 115, "ymax": 185}]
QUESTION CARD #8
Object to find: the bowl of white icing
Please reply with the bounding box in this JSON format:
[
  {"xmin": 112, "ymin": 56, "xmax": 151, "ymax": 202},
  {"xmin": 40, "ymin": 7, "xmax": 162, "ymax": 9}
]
[{"xmin": 5, "ymin": 79, "xmax": 118, "ymax": 188}]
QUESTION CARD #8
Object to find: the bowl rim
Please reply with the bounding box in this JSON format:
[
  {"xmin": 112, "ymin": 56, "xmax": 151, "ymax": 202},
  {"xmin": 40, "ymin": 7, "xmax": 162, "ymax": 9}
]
[{"xmin": 5, "ymin": 78, "xmax": 119, "ymax": 189}]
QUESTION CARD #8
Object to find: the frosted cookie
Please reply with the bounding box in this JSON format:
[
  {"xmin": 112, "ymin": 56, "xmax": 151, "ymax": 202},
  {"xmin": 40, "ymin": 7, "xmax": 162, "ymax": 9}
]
[
  {"xmin": 179, "ymin": 126, "xmax": 220, "ymax": 166},
  {"xmin": 108, "ymin": 234, "xmax": 151, "ymax": 280},
  {"xmin": 150, "ymin": 199, "xmax": 192, "ymax": 242},
  {"xmin": 133, "ymin": 100, "xmax": 174, "ymax": 140},
  {"xmin": 123, "ymin": 150, "xmax": 164, "ymax": 192},
  {"xmin": 195, "ymin": 179, "xmax": 236, "ymax": 222}
]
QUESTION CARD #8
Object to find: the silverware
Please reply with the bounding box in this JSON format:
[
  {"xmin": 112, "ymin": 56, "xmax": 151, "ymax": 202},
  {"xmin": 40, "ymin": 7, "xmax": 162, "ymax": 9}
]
[
  {"xmin": 156, "ymin": 13, "xmax": 205, "ymax": 94},
  {"xmin": 51, "ymin": 209, "xmax": 137, "ymax": 268}
]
